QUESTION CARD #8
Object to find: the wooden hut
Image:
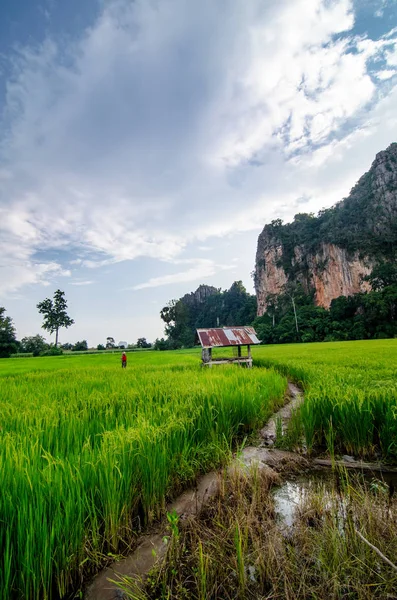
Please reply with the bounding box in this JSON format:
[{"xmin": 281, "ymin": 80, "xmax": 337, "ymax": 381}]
[{"xmin": 196, "ymin": 327, "xmax": 260, "ymax": 368}]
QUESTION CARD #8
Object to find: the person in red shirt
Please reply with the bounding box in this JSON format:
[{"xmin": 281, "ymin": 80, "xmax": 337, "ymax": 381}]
[{"xmin": 121, "ymin": 352, "xmax": 127, "ymax": 368}]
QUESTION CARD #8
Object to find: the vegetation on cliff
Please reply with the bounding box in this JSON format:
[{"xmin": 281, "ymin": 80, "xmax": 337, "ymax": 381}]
[{"xmin": 257, "ymin": 143, "xmax": 397, "ymax": 281}]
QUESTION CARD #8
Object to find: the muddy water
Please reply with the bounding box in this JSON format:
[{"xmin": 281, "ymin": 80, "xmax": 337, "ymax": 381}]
[
  {"xmin": 274, "ymin": 470, "xmax": 397, "ymax": 530},
  {"xmin": 274, "ymin": 480, "xmax": 306, "ymax": 528},
  {"xmin": 85, "ymin": 466, "xmax": 397, "ymax": 599},
  {"xmin": 274, "ymin": 471, "xmax": 332, "ymax": 529}
]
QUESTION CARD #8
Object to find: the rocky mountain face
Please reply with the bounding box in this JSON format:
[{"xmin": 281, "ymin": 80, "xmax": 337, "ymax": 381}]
[
  {"xmin": 181, "ymin": 284, "xmax": 219, "ymax": 306},
  {"xmin": 255, "ymin": 143, "xmax": 397, "ymax": 315}
]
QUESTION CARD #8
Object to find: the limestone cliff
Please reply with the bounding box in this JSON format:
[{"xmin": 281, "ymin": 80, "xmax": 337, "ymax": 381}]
[
  {"xmin": 255, "ymin": 143, "xmax": 397, "ymax": 315},
  {"xmin": 181, "ymin": 284, "xmax": 219, "ymax": 306}
]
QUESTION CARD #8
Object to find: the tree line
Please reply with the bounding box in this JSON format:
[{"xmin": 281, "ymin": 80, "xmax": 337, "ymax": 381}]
[
  {"xmin": 0, "ymin": 290, "xmax": 152, "ymax": 358},
  {"xmin": 253, "ymin": 262, "xmax": 397, "ymax": 344},
  {"xmin": 157, "ymin": 265, "xmax": 397, "ymax": 349},
  {"xmin": 2, "ymin": 264, "xmax": 397, "ymax": 359}
]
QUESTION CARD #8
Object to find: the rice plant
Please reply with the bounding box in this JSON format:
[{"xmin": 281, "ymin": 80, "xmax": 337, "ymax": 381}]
[
  {"xmin": 0, "ymin": 351, "xmax": 286, "ymax": 599},
  {"xmin": 254, "ymin": 339, "xmax": 397, "ymax": 459}
]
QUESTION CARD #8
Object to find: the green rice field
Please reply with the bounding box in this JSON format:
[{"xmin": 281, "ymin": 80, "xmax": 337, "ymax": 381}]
[
  {"xmin": 1, "ymin": 339, "xmax": 397, "ymax": 598},
  {"xmin": 0, "ymin": 350, "xmax": 285, "ymax": 599},
  {"xmin": 256, "ymin": 339, "xmax": 397, "ymax": 459}
]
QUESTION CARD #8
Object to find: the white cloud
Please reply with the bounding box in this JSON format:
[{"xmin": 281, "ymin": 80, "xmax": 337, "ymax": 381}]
[
  {"xmin": 386, "ymin": 46, "xmax": 397, "ymax": 67},
  {"xmin": 70, "ymin": 280, "xmax": 94, "ymax": 286},
  {"xmin": 0, "ymin": 256, "xmax": 70, "ymax": 297},
  {"xmin": 373, "ymin": 0, "xmax": 389, "ymax": 18},
  {"xmin": 0, "ymin": 0, "xmax": 396, "ymax": 299},
  {"xmin": 375, "ymin": 70, "xmax": 396, "ymax": 80},
  {"xmin": 132, "ymin": 259, "xmax": 234, "ymax": 290}
]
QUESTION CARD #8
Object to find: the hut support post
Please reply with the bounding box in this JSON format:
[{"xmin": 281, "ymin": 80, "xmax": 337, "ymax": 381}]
[
  {"xmin": 202, "ymin": 347, "xmax": 213, "ymax": 367},
  {"xmin": 247, "ymin": 345, "xmax": 252, "ymax": 368}
]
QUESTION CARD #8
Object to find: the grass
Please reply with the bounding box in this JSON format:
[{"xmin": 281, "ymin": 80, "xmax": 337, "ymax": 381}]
[
  {"xmin": 2, "ymin": 339, "xmax": 397, "ymax": 598},
  {"xmin": 0, "ymin": 350, "xmax": 286, "ymax": 599},
  {"xmin": 253, "ymin": 339, "xmax": 397, "ymax": 459},
  {"xmin": 119, "ymin": 466, "xmax": 397, "ymax": 600}
]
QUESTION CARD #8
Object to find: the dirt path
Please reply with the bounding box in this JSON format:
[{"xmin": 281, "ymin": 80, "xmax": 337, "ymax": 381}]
[
  {"xmin": 260, "ymin": 382, "xmax": 303, "ymax": 445},
  {"xmin": 84, "ymin": 382, "xmax": 303, "ymax": 600},
  {"xmin": 85, "ymin": 470, "xmax": 222, "ymax": 599}
]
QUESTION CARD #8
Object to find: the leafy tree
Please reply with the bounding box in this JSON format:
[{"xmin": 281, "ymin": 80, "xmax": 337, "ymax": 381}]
[
  {"xmin": 153, "ymin": 337, "xmax": 171, "ymax": 351},
  {"xmin": 136, "ymin": 337, "xmax": 151, "ymax": 348},
  {"xmin": 329, "ymin": 295, "xmax": 357, "ymax": 321},
  {"xmin": 0, "ymin": 307, "xmax": 18, "ymax": 358},
  {"xmin": 160, "ymin": 300, "xmax": 177, "ymax": 325},
  {"xmin": 72, "ymin": 340, "xmax": 88, "ymax": 351},
  {"xmin": 364, "ymin": 262, "xmax": 397, "ymax": 291},
  {"xmin": 264, "ymin": 293, "xmax": 279, "ymax": 328},
  {"xmin": 97, "ymin": 344, "xmax": 106, "ymax": 350},
  {"xmin": 61, "ymin": 343, "xmax": 73, "ymax": 350},
  {"xmin": 222, "ymin": 281, "xmax": 257, "ymax": 326},
  {"xmin": 106, "ymin": 337, "xmax": 115, "ymax": 349},
  {"xmin": 382, "ymin": 284, "xmax": 397, "ymax": 322},
  {"xmin": 37, "ymin": 290, "xmax": 74, "ymax": 346},
  {"xmin": 20, "ymin": 335, "xmax": 48, "ymax": 356},
  {"xmin": 280, "ymin": 282, "xmax": 305, "ymax": 335}
]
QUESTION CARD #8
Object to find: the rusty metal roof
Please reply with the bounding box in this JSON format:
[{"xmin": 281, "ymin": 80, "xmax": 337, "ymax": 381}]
[{"xmin": 196, "ymin": 327, "xmax": 260, "ymax": 348}]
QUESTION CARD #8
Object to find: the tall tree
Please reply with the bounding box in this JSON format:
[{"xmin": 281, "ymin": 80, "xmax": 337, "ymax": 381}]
[
  {"xmin": 136, "ymin": 337, "xmax": 151, "ymax": 348},
  {"xmin": 37, "ymin": 290, "xmax": 74, "ymax": 346},
  {"xmin": 281, "ymin": 282, "xmax": 302, "ymax": 336},
  {"xmin": 106, "ymin": 337, "xmax": 115, "ymax": 349},
  {"xmin": 0, "ymin": 307, "xmax": 18, "ymax": 358}
]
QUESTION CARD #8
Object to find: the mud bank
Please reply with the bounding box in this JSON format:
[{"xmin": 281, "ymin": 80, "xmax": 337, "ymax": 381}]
[{"xmin": 85, "ymin": 472, "xmax": 221, "ymax": 600}]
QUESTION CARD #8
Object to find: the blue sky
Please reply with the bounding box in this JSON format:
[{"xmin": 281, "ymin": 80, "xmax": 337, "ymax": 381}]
[{"xmin": 0, "ymin": 0, "xmax": 397, "ymax": 346}]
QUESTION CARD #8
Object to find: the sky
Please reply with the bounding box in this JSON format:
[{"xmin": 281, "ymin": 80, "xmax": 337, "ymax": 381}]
[{"xmin": 0, "ymin": 0, "xmax": 397, "ymax": 347}]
